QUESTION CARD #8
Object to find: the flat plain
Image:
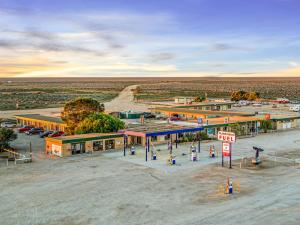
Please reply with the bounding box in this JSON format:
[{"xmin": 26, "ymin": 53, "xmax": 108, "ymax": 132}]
[{"xmin": 1, "ymin": 77, "xmax": 300, "ymax": 111}]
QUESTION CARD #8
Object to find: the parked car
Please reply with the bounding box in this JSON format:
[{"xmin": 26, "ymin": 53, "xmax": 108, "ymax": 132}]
[
  {"xmin": 289, "ymin": 105, "xmax": 300, "ymax": 112},
  {"xmin": 233, "ymin": 103, "xmax": 242, "ymax": 107},
  {"xmin": 155, "ymin": 114, "xmax": 167, "ymax": 120},
  {"xmin": 39, "ymin": 130, "xmax": 54, "ymax": 138},
  {"xmin": 170, "ymin": 116, "xmax": 181, "ymax": 121},
  {"xmin": 275, "ymin": 98, "xmax": 289, "ymax": 104},
  {"xmin": 25, "ymin": 127, "xmax": 44, "ymax": 135},
  {"xmin": 48, "ymin": 131, "xmax": 65, "ymax": 138},
  {"xmin": 143, "ymin": 113, "xmax": 156, "ymax": 119},
  {"xmin": 238, "ymin": 100, "xmax": 250, "ymax": 106},
  {"xmin": 253, "ymin": 103, "xmax": 262, "ymax": 107},
  {"xmin": 0, "ymin": 122, "xmax": 16, "ymax": 128},
  {"xmin": 18, "ymin": 125, "xmax": 34, "ymax": 133}
]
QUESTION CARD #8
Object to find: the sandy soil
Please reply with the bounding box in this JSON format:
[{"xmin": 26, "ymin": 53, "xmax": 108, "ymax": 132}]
[
  {"xmin": 0, "ymin": 85, "xmax": 149, "ymax": 119},
  {"xmin": 104, "ymin": 85, "xmax": 148, "ymax": 112},
  {"xmin": 0, "ymin": 129, "xmax": 300, "ymax": 225}
]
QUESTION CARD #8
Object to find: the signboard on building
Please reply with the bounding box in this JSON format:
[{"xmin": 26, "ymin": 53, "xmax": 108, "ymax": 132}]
[
  {"xmin": 52, "ymin": 144, "xmax": 62, "ymax": 157},
  {"xmin": 217, "ymin": 131, "xmax": 236, "ymax": 143},
  {"xmin": 222, "ymin": 142, "xmax": 231, "ymax": 157},
  {"xmin": 224, "ymin": 117, "xmax": 229, "ymax": 123}
]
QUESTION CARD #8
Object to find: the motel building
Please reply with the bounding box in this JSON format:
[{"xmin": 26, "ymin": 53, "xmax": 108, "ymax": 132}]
[
  {"xmin": 175, "ymin": 102, "xmax": 235, "ymax": 111},
  {"xmin": 152, "ymin": 107, "xmax": 253, "ymax": 121},
  {"xmin": 170, "ymin": 116, "xmax": 260, "ymax": 138},
  {"xmin": 174, "ymin": 97, "xmax": 195, "ymax": 105},
  {"xmin": 15, "ymin": 114, "xmax": 67, "ymax": 132},
  {"xmin": 45, "ymin": 133, "xmax": 124, "ymax": 157},
  {"xmin": 258, "ymin": 115, "xmax": 300, "ymax": 131}
]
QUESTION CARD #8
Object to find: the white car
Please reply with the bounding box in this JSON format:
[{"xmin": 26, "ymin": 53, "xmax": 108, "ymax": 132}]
[
  {"xmin": 0, "ymin": 122, "xmax": 16, "ymax": 128},
  {"xmin": 289, "ymin": 105, "xmax": 300, "ymax": 112},
  {"xmin": 253, "ymin": 103, "xmax": 262, "ymax": 107}
]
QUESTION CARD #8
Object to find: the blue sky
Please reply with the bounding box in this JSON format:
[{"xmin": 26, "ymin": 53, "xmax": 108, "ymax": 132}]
[{"xmin": 0, "ymin": 0, "xmax": 300, "ymax": 77}]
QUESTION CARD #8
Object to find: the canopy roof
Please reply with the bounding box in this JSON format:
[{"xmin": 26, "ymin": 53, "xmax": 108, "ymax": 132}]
[{"xmin": 122, "ymin": 123, "xmax": 204, "ymax": 137}]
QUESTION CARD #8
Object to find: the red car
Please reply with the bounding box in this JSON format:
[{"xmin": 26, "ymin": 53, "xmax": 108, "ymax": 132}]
[
  {"xmin": 18, "ymin": 125, "xmax": 34, "ymax": 133},
  {"xmin": 170, "ymin": 116, "xmax": 181, "ymax": 121},
  {"xmin": 48, "ymin": 131, "xmax": 65, "ymax": 137}
]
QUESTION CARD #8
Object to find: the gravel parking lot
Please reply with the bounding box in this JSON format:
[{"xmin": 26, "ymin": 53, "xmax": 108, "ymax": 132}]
[{"xmin": 0, "ymin": 129, "xmax": 300, "ymax": 225}]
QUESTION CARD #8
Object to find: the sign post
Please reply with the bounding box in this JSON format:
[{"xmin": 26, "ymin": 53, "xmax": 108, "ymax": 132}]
[{"xmin": 218, "ymin": 131, "xmax": 236, "ymax": 169}]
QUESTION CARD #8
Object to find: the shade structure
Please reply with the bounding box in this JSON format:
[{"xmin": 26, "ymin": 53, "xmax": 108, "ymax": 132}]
[{"xmin": 120, "ymin": 123, "xmax": 204, "ymax": 161}]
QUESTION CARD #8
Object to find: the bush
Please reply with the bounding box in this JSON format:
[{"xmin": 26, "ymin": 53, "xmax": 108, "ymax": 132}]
[
  {"xmin": 260, "ymin": 120, "xmax": 273, "ymax": 133},
  {"xmin": 181, "ymin": 132, "xmax": 210, "ymax": 142},
  {"xmin": 0, "ymin": 128, "xmax": 17, "ymax": 150}
]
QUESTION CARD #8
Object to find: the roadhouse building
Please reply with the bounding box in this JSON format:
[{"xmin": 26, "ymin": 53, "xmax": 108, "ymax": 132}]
[{"xmin": 45, "ymin": 133, "xmax": 124, "ymax": 157}]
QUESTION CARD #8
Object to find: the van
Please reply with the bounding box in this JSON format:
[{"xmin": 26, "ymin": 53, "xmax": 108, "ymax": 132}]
[
  {"xmin": 289, "ymin": 105, "xmax": 300, "ymax": 112},
  {"xmin": 0, "ymin": 122, "xmax": 16, "ymax": 128}
]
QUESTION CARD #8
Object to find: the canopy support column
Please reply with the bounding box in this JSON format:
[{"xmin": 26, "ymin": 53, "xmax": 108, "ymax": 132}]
[{"xmin": 145, "ymin": 137, "xmax": 148, "ymax": 162}]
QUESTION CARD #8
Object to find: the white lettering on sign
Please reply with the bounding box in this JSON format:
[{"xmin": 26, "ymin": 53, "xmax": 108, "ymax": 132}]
[
  {"xmin": 217, "ymin": 131, "xmax": 236, "ymax": 143},
  {"xmin": 222, "ymin": 142, "xmax": 231, "ymax": 157}
]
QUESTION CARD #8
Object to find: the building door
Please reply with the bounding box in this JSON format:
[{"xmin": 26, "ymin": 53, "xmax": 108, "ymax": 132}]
[
  {"xmin": 137, "ymin": 137, "xmax": 142, "ymax": 145},
  {"xmin": 93, "ymin": 141, "xmax": 104, "ymax": 151},
  {"xmin": 105, "ymin": 139, "xmax": 115, "ymax": 150},
  {"xmin": 71, "ymin": 143, "xmax": 85, "ymax": 154}
]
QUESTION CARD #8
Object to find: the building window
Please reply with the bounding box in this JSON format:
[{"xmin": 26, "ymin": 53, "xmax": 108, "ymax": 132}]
[
  {"xmin": 105, "ymin": 139, "xmax": 115, "ymax": 150},
  {"xmin": 151, "ymin": 136, "xmax": 157, "ymax": 142},
  {"xmin": 93, "ymin": 141, "xmax": 104, "ymax": 151},
  {"xmin": 71, "ymin": 143, "xmax": 85, "ymax": 154}
]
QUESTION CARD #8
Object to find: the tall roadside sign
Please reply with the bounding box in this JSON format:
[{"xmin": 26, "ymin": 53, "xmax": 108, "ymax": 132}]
[{"xmin": 218, "ymin": 131, "xmax": 236, "ymax": 169}]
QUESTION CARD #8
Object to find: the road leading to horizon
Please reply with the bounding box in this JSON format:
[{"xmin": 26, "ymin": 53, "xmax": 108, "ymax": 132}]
[{"xmin": 0, "ymin": 85, "xmax": 149, "ymax": 119}]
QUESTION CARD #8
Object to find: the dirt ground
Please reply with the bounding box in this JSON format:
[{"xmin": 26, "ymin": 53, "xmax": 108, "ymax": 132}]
[
  {"xmin": 0, "ymin": 129, "xmax": 300, "ymax": 225},
  {"xmin": 0, "ymin": 85, "xmax": 148, "ymax": 119}
]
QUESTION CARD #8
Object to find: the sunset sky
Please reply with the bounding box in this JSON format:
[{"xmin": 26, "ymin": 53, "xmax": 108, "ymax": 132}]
[{"xmin": 1, "ymin": 0, "xmax": 300, "ymax": 77}]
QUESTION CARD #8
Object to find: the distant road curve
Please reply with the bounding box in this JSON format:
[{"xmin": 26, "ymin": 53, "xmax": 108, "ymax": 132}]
[{"xmin": 0, "ymin": 85, "xmax": 149, "ymax": 119}]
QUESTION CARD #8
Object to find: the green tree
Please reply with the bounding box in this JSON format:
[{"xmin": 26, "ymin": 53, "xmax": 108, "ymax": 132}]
[
  {"xmin": 231, "ymin": 90, "xmax": 260, "ymax": 101},
  {"xmin": 75, "ymin": 113, "xmax": 125, "ymax": 134},
  {"xmin": 61, "ymin": 98, "xmax": 105, "ymax": 134},
  {"xmin": 194, "ymin": 96, "xmax": 205, "ymax": 102},
  {"xmin": 244, "ymin": 92, "xmax": 260, "ymax": 101},
  {"xmin": 231, "ymin": 90, "xmax": 246, "ymax": 101},
  {"xmin": 0, "ymin": 128, "xmax": 17, "ymax": 150},
  {"xmin": 260, "ymin": 120, "xmax": 273, "ymax": 133}
]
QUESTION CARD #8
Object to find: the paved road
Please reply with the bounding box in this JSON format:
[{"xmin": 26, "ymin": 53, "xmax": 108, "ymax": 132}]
[{"xmin": 0, "ymin": 85, "xmax": 149, "ymax": 119}]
